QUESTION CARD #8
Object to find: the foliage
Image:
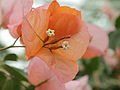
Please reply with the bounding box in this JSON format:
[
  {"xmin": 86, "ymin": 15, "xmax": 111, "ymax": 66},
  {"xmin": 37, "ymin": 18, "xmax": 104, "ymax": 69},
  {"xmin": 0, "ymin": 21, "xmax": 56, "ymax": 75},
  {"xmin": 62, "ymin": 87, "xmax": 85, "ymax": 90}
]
[{"xmin": 0, "ymin": 57, "xmax": 35, "ymax": 90}]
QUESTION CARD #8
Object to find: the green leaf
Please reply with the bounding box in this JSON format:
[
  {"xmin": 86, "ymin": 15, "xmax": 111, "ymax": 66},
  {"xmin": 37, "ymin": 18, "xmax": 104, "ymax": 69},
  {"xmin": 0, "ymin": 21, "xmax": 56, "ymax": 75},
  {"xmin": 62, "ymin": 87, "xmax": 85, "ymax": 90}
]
[
  {"xmin": 2, "ymin": 79, "xmax": 21, "ymax": 90},
  {"xmin": 27, "ymin": 85, "xmax": 35, "ymax": 90},
  {"xmin": 2, "ymin": 64, "xmax": 27, "ymax": 82},
  {"xmin": 115, "ymin": 15, "xmax": 120, "ymax": 30},
  {"xmin": 0, "ymin": 71, "xmax": 6, "ymax": 89},
  {"xmin": 4, "ymin": 54, "xmax": 18, "ymax": 61},
  {"xmin": 82, "ymin": 57, "xmax": 101, "ymax": 75},
  {"xmin": 109, "ymin": 30, "xmax": 120, "ymax": 49}
]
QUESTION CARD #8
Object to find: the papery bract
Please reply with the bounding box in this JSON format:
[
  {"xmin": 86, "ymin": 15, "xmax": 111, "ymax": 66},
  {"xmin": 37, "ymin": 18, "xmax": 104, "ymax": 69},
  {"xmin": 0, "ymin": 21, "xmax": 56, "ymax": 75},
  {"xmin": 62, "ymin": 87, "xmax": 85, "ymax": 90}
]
[
  {"xmin": 28, "ymin": 57, "xmax": 66, "ymax": 90},
  {"xmin": 83, "ymin": 24, "xmax": 109, "ymax": 59},
  {"xmin": 0, "ymin": 0, "xmax": 33, "ymax": 38},
  {"xmin": 28, "ymin": 57, "xmax": 91, "ymax": 90}
]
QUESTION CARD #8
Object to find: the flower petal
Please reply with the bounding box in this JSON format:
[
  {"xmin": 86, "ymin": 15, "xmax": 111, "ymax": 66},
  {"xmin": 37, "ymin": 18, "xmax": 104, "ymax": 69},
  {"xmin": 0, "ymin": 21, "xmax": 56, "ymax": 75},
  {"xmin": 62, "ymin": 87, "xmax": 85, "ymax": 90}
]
[
  {"xmin": 37, "ymin": 48, "xmax": 78, "ymax": 83},
  {"xmin": 54, "ymin": 28, "xmax": 90, "ymax": 61},
  {"xmin": 28, "ymin": 56, "xmax": 66, "ymax": 90},
  {"xmin": 54, "ymin": 6, "xmax": 81, "ymax": 16},
  {"xmin": 83, "ymin": 24, "xmax": 109, "ymax": 59},
  {"xmin": 22, "ymin": 18, "xmax": 43, "ymax": 60},
  {"xmin": 35, "ymin": 75, "xmax": 66, "ymax": 90},
  {"xmin": 65, "ymin": 76, "xmax": 92, "ymax": 90},
  {"xmin": 28, "ymin": 57, "xmax": 53, "ymax": 86},
  {"xmin": 52, "ymin": 52, "xmax": 78, "ymax": 83},
  {"xmin": 49, "ymin": 13, "xmax": 83, "ymax": 38},
  {"xmin": 37, "ymin": 48, "xmax": 55, "ymax": 66},
  {"xmin": 8, "ymin": 24, "xmax": 22, "ymax": 38},
  {"xmin": 82, "ymin": 46, "xmax": 103, "ymax": 60},
  {"xmin": 21, "ymin": 8, "xmax": 50, "ymax": 59},
  {"xmin": 25, "ymin": 8, "xmax": 50, "ymax": 40},
  {"xmin": 1, "ymin": 0, "xmax": 33, "ymax": 38},
  {"xmin": 48, "ymin": 0, "xmax": 60, "ymax": 14}
]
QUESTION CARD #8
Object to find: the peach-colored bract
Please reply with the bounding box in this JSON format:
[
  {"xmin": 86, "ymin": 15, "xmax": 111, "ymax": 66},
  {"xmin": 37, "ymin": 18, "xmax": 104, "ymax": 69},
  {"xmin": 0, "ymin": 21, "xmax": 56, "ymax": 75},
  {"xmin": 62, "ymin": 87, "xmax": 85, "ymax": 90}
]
[
  {"xmin": 28, "ymin": 57, "xmax": 66, "ymax": 90},
  {"xmin": 0, "ymin": 0, "xmax": 33, "ymax": 38},
  {"xmin": 83, "ymin": 24, "xmax": 109, "ymax": 59},
  {"xmin": 29, "ymin": 57, "xmax": 91, "ymax": 90},
  {"xmin": 22, "ymin": 0, "xmax": 90, "ymax": 83}
]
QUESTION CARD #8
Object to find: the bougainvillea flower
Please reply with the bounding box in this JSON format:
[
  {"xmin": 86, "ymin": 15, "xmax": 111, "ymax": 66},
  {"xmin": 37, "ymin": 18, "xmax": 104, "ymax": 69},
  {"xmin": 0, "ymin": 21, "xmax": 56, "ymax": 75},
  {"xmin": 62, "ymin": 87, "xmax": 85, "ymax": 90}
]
[
  {"xmin": 22, "ymin": 0, "xmax": 90, "ymax": 82},
  {"xmin": 65, "ymin": 76, "xmax": 92, "ymax": 90},
  {"xmin": 29, "ymin": 57, "xmax": 91, "ymax": 90},
  {"xmin": 83, "ymin": 24, "xmax": 109, "ymax": 59},
  {"xmin": 104, "ymin": 49, "xmax": 118, "ymax": 68},
  {"xmin": 0, "ymin": 0, "xmax": 33, "ymax": 38},
  {"xmin": 101, "ymin": 1, "xmax": 118, "ymax": 20}
]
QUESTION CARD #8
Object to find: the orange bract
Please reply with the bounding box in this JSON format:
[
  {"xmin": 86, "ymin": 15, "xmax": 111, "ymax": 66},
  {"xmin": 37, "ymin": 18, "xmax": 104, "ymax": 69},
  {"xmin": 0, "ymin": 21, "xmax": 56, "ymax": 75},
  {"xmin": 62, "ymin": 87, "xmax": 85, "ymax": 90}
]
[
  {"xmin": 49, "ymin": 13, "xmax": 82, "ymax": 38},
  {"xmin": 48, "ymin": 0, "xmax": 60, "ymax": 14},
  {"xmin": 48, "ymin": 0, "xmax": 82, "ymax": 38},
  {"xmin": 54, "ymin": 6, "xmax": 81, "ymax": 16}
]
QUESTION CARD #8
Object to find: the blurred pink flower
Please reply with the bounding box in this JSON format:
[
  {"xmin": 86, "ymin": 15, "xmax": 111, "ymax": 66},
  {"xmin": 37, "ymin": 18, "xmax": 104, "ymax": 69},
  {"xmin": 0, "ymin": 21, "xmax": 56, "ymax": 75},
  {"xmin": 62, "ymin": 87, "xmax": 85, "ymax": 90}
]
[
  {"xmin": 101, "ymin": 1, "xmax": 119, "ymax": 20},
  {"xmin": 104, "ymin": 49, "xmax": 118, "ymax": 68},
  {"xmin": 28, "ymin": 57, "xmax": 91, "ymax": 90},
  {"xmin": 83, "ymin": 24, "xmax": 109, "ymax": 59},
  {"xmin": 0, "ymin": 0, "xmax": 33, "ymax": 38},
  {"xmin": 65, "ymin": 76, "xmax": 92, "ymax": 90},
  {"xmin": 106, "ymin": 26, "xmax": 115, "ymax": 34}
]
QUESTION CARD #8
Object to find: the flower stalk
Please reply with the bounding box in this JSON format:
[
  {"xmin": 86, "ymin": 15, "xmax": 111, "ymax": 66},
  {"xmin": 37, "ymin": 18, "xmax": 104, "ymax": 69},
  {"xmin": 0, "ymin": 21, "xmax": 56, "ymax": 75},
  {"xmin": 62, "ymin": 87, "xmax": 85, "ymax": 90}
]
[{"xmin": 0, "ymin": 37, "xmax": 25, "ymax": 51}]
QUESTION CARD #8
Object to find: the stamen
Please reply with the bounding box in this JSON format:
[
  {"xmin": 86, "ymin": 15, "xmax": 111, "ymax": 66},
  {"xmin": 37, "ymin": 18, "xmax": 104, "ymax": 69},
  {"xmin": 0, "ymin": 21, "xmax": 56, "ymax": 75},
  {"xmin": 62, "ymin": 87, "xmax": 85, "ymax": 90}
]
[
  {"xmin": 46, "ymin": 29, "xmax": 55, "ymax": 36},
  {"xmin": 62, "ymin": 41, "xmax": 70, "ymax": 50}
]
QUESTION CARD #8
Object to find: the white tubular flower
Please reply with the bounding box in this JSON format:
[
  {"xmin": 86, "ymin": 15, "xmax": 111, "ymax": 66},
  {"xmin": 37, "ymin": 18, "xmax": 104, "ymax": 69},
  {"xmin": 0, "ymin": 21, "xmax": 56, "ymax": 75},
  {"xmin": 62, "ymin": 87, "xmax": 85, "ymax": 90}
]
[
  {"xmin": 62, "ymin": 41, "xmax": 70, "ymax": 50},
  {"xmin": 46, "ymin": 29, "xmax": 55, "ymax": 36}
]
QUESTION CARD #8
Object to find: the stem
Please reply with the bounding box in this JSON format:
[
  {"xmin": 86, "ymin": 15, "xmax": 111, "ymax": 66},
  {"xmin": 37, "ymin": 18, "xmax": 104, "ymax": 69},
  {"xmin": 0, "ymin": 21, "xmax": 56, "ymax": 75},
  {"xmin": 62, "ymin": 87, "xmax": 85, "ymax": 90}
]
[
  {"xmin": 12, "ymin": 37, "xmax": 19, "ymax": 46},
  {"xmin": 0, "ymin": 46, "xmax": 25, "ymax": 51},
  {"xmin": 43, "ymin": 36, "xmax": 70, "ymax": 47},
  {"xmin": 43, "ymin": 36, "xmax": 49, "ymax": 43},
  {"xmin": 0, "ymin": 38, "xmax": 25, "ymax": 51},
  {"xmin": 36, "ymin": 80, "xmax": 48, "ymax": 87}
]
